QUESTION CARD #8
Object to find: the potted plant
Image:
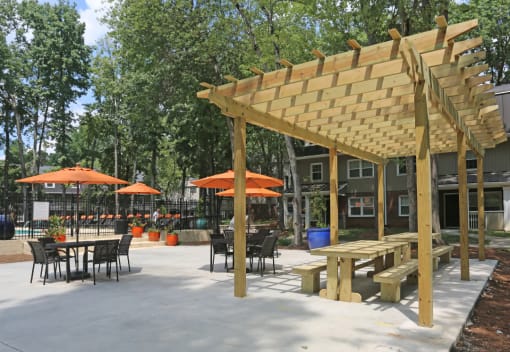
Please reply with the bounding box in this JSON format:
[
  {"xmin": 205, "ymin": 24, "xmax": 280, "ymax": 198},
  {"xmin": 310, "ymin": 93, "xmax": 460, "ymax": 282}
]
[
  {"xmin": 147, "ymin": 226, "xmax": 160, "ymax": 241},
  {"xmin": 46, "ymin": 215, "xmax": 66, "ymax": 242},
  {"xmin": 129, "ymin": 216, "xmax": 145, "ymax": 238},
  {"xmin": 307, "ymin": 188, "xmax": 330, "ymax": 249},
  {"xmin": 195, "ymin": 198, "xmax": 207, "ymax": 229},
  {"xmin": 163, "ymin": 222, "xmax": 178, "ymax": 246}
]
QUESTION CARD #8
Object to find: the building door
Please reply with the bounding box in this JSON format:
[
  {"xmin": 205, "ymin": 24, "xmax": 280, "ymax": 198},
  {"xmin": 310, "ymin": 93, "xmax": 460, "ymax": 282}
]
[{"xmin": 443, "ymin": 193, "xmax": 459, "ymax": 228}]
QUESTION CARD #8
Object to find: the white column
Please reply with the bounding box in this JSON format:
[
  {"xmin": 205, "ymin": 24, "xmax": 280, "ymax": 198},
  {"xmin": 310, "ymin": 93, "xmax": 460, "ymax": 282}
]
[{"xmin": 504, "ymin": 187, "xmax": 510, "ymax": 232}]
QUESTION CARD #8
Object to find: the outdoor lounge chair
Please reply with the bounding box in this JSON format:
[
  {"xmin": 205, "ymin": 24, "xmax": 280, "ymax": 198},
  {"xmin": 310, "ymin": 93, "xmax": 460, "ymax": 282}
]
[
  {"xmin": 117, "ymin": 234, "xmax": 133, "ymax": 272},
  {"xmin": 28, "ymin": 241, "xmax": 61, "ymax": 285}
]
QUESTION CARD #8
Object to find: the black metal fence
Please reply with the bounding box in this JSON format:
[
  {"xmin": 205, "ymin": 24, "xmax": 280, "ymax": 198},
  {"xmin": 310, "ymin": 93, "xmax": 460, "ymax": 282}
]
[{"xmin": 0, "ymin": 192, "xmax": 220, "ymax": 240}]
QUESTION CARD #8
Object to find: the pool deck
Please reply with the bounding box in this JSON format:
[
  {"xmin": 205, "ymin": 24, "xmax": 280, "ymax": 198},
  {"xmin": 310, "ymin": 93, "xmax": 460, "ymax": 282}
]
[{"xmin": 0, "ymin": 245, "xmax": 496, "ymax": 352}]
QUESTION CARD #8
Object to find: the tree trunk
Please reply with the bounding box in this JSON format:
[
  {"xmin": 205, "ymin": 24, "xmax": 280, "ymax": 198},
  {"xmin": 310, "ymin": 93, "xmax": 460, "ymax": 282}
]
[
  {"xmin": 285, "ymin": 136, "xmax": 303, "ymax": 245},
  {"xmin": 406, "ymin": 156, "xmax": 417, "ymax": 232}
]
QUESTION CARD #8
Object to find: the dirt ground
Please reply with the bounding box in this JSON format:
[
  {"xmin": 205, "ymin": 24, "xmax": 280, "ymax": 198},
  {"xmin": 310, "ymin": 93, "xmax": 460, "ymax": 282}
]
[
  {"xmin": 1, "ymin": 245, "xmax": 508, "ymax": 351},
  {"xmin": 451, "ymin": 246, "xmax": 510, "ymax": 351}
]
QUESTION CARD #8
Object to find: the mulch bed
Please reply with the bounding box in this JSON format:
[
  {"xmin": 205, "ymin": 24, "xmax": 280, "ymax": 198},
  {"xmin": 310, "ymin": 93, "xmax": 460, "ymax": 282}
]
[{"xmin": 452, "ymin": 246, "xmax": 510, "ymax": 351}]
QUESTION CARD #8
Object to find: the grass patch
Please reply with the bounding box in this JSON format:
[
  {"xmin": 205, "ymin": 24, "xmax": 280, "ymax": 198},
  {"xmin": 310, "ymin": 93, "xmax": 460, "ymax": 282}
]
[
  {"xmin": 441, "ymin": 233, "xmax": 489, "ymax": 245},
  {"xmin": 278, "ymin": 237, "xmax": 292, "ymax": 246},
  {"xmin": 486, "ymin": 230, "xmax": 510, "ymax": 238}
]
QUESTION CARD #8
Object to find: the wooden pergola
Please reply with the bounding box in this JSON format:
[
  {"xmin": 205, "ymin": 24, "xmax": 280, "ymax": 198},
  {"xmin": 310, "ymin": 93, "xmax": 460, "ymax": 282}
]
[{"xmin": 197, "ymin": 17, "xmax": 507, "ymax": 327}]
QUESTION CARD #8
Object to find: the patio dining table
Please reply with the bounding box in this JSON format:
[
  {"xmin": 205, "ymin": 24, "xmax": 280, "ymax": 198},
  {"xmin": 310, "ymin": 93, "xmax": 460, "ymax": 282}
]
[
  {"xmin": 310, "ymin": 240, "xmax": 409, "ymax": 303},
  {"xmin": 46, "ymin": 240, "xmax": 96, "ymax": 283}
]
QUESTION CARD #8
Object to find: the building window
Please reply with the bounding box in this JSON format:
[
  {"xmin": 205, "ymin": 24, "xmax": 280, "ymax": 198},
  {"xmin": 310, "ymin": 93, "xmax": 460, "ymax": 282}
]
[
  {"xmin": 348, "ymin": 197, "xmax": 374, "ymax": 217},
  {"xmin": 396, "ymin": 157, "xmax": 415, "ymax": 175},
  {"xmin": 310, "ymin": 163, "xmax": 323, "ymax": 182},
  {"xmin": 348, "ymin": 159, "xmax": 373, "ymax": 179},
  {"xmin": 398, "ymin": 195, "xmax": 409, "ymax": 216},
  {"xmin": 44, "ymin": 183, "xmax": 55, "ymax": 189},
  {"xmin": 485, "ymin": 190, "xmax": 503, "ymax": 211},
  {"xmin": 466, "ymin": 157, "xmax": 477, "ymax": 170}
]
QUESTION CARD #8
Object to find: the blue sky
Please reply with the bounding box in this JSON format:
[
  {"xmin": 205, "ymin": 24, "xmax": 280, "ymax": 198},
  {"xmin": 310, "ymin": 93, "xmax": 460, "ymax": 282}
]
[{"xmin": 0, "ymin": 1, "xmax": 108, "ymax": 159}]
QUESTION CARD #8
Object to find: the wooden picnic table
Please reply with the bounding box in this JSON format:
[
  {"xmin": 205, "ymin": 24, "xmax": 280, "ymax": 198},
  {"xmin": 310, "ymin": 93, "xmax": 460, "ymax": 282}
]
[
  {"xmin": 383, "ymin": 232, "xmax": 441, "ymax": 260},
  {"xmin": 310, "ymin": 240, "xmax": 409, "ymax": 303},
  {"xmin": 383, "ymin": 232, "xmax": 441, "ymax": 243}
]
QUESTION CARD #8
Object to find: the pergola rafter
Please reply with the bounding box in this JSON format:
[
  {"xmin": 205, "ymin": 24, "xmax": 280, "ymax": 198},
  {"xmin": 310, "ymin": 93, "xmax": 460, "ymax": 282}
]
[{"xmin": 197, "ymin": 17, "xmax": 507, "ymax": 328}]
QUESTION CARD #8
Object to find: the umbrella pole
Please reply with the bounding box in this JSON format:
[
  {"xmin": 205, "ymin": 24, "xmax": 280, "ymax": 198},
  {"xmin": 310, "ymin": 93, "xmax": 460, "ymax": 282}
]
[{"xmin": 76, "ymin": 183, "xmax": 80, "ymax": 242}]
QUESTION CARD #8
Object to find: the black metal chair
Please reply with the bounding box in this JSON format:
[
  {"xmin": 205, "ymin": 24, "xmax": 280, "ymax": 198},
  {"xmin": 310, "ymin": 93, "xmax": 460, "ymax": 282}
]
[
  {"xmin": 247, "ymin": 231, "xmax": 267, "ymax": 271},
  {"xmin": 117, "ymin": 234, "xmax": 133, "ymax": 272},
  {"xmin": 27, "ymin": 241, "xmax": 61, "ymax": 285},
  {"xmin": 38, "ymin": 236, "xmax": 77, "ymax": 268},
  {"xmin": 91, "ymin": 239, "xmax": 120, "ymax": 285},
  {"xmin": 252, "ymin": 235, "xmax": 278, "ymax": 276},
  {"xmin": 210, "ymin": 233, "xmax": 233, "ymax": 272}
]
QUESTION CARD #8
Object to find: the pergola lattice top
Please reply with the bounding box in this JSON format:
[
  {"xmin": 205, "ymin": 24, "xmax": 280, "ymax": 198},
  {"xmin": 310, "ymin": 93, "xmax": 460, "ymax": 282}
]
[{"xmin": 197, "ymin": 18, "xmax": 507, "ymax": 164}]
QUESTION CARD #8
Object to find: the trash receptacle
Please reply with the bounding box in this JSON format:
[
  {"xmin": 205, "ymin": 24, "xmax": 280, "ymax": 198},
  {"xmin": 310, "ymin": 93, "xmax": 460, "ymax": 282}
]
[
  {"xmin": 114, "ymin": 219, "xmax": 128, "ymax": 234},
  {"xmin": 0, "ymin": 214, "xmax": 15, "ymax": 240}
]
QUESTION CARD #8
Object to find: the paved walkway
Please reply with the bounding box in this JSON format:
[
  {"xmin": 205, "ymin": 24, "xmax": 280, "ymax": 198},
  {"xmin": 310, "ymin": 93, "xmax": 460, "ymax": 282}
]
[{"xmin": 0, "ymin": 244, "xmax": 497, "ymax": 352}]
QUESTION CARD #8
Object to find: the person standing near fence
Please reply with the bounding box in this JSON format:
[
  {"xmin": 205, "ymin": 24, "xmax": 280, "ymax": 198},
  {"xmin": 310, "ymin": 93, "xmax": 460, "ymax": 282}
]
[{"xmin": 152, "ymin": 208, "xmax": 160, "ymax": 226}]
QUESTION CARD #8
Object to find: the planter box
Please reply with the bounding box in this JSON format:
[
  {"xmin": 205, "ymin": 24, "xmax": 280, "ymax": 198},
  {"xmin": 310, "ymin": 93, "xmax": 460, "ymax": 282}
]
[{"xmin": 307, "ymin": 227, "xmax": 330, "ymax": 249}]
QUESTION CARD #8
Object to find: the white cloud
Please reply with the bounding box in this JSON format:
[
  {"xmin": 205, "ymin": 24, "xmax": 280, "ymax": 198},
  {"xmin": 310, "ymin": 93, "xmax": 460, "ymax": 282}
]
[{"xmin": 79, "ymin": 0, "xmax": 110, "ymax": 46}]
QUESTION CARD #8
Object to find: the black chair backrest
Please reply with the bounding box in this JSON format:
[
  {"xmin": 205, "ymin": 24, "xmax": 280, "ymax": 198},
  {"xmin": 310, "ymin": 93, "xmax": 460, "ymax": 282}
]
[
  {"xmin": 260, "ymin": 235, "xmax": 277, "ymax": 257},
  {"xmin": 107, "ymin": 239, "xmax": 120, "ymax": 259},
  {"xmin": 38, "ymin": 237, "xmax": 56, "ymax": 246},
  {"xmin": 248, "ymin": 232, "xmax": 266, "ymax": 246},
  {"xmin": 223, "ymin": 229, "xmax": 234, "ymax": 245},
  {"xmin": 118, "ymin": 235, "xmax": 132, "ymax": 255},
  {"xmin": 28, "ymin": 241, "xmax": 47, "ymax": 264},
  {"xmin": 210, "ymin": 233, "xmax": 228, "ymax": 253},
  {"xmin": 93, "ymin": 240, "xmax": 113, "ymax": 263},
  {"xmin": 257, "ymin": 229, "xmax": 270, "ymax": 237}
]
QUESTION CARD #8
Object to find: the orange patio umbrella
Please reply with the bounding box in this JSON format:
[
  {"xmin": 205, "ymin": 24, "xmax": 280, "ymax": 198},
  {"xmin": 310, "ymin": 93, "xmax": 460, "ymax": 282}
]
[
  {"xmin": 216, "ymin": 187, "xmax": 281, "ymax": 198},
  {"xmin": 16, "ymin": 164, "xmax": 129, "ymax": 242},
  {"xmin": 115, "ymin": 182, "xmax": 161, "ymax": 220},
  {"xmin": 192, "ymin": 170, "xmax": 283, "ymax": 189},
  {"xmin": 115, "ymin": 182, "xmax": 161, "ymax": 195}
]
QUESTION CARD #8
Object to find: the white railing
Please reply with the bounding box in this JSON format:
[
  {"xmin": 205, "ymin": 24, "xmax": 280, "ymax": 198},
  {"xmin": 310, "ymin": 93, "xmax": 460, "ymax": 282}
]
[
  {"xmin": 468, "ymin": 211, "xmax": 478, "ymax": 230},
  {"xmin": 468, "ymin": 211, "xmax": 504, "ymax": 230}
]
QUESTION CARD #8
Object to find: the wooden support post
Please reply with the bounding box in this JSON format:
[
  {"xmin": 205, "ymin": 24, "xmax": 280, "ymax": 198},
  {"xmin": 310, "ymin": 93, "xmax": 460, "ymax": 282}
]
[
  {"xmin": 329, "ymin": 148, "xmax": 338, "ymax": 245},
  {"xmin": 233, "ymin": 117, "xmax": 247, "ymax": 297},
  {"xmin": 377, "ymin": 164, "xmax": 385, "ymax": 240},
  {"xmin": 458, "ymin": 132, "xmax": 470, "ymax": 280},
  {"xmin": 415, "ymin": 81, "xmax": 433, "ymax": 327},
  {"xmin": 477, "ymin": 155, "xmax": 485, "ymax": 261}
]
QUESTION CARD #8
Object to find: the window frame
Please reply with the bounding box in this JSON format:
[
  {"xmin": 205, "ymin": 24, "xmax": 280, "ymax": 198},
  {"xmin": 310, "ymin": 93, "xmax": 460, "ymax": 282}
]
[
  {"xmin": 466, "ymin": 156, "xmax": 477, "ymax": 170},
  {"xmin": 347, "ymin": 159, "xmax": 374, "ymax": 179},
  {"xmin": 310, "ymin": 162, "xmax": 323, "ymax": 182},
  {"xmin": 44, "ymin": 183, "xmax": 56, "ymax": 189},
  {"xmin": 348, "ymin": 196, "xmax": 375, "ymax": 217},
  {"xmin": 398, "ymin": 195, "xmax": 409, "ymax": 217}
]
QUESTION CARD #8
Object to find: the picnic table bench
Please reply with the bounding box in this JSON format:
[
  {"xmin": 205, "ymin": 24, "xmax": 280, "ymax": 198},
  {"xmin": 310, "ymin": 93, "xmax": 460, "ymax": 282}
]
[
  {"xmin": 373, "ymin": 245, "xmax": 454, "ymax": 302},
  {"xmin": 292, "ymin": 258, "xmax": 376, "ymax": 294},
  {"xmin": 373, "ymin": 259, "xmax": 419, "ymax": 302}
]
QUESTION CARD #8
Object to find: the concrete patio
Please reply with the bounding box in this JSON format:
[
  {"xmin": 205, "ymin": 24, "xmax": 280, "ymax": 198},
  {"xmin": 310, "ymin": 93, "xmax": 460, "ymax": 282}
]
[{"xmin": 0, "ymin": 244, "xmax": 496, "ymax": 352}]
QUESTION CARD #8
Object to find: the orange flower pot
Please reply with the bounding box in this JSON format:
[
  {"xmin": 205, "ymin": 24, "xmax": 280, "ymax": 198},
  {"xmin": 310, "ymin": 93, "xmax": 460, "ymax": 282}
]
[
  {"xmin": 148, "ymin": 231, "xmax": 160, "ymax": 241},
  {"xmin": 166, "ymin": 233, "xmax": 178, "ymax": 246},
  {"xmin": 54, "ymin": 234, "xmax": 66, "ymax": 243},
  {"xmin": 131, "ymin": 226, "xmax": 144, "ymax": 238}
]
